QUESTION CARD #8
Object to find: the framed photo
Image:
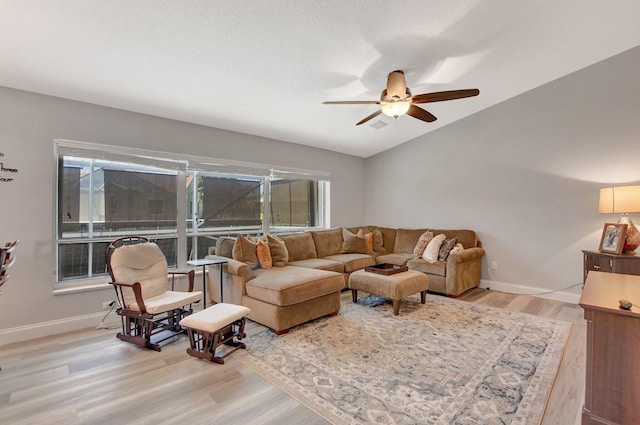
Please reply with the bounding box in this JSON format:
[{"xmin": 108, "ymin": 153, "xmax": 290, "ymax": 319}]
[{"xmin": 599, "ymin": 223, "xmax": 628, "ymax": 254}]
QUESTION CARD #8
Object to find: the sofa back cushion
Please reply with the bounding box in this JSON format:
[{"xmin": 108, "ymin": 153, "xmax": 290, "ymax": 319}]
[
  {"xmin": 311, "ymin": 228, "xmax": 343, "ymax": 257},
  {"xmin": 267, "ymin": 235, "xmax": 289, "ymax": 266},
  {"xmin": 394, "ymin": 229, "xmax": 429, "ymax": 254},
  {"xmin": 376, "ymin": 227, "xmax": 396, "ymax": 253},
  {"xmin": 279, "ymin": 232, "xmax": 318, "ymax": 261},
  {"xmin": 216, "ymin": 236, "xmax": 236, "ymax": 258},
  {"xmin": 431, "ymin": 229, "xmax": 478, "ymax": 249}
]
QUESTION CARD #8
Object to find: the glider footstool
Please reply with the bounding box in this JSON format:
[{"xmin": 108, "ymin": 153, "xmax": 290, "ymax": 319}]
[
  {"xmin": 179, "ymin": 303, "xmax": 251, "ymax": 364},
  {"xmin": 349, "ymin": 269, "xmax": 430, "ymax": 315}
]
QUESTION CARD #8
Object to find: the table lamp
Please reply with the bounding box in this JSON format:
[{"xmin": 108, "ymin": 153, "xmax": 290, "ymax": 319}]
[{"xmin": 599, "ymin": 185, "xmax": 640, "ymax": 253}]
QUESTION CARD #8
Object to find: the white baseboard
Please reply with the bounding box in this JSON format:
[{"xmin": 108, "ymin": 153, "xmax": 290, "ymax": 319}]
[
  {"xmin": 1, "ymin": 280, "xmax": 581, "ymax": 347},
  {"xmin": 0, "ymin": 312, "xmax": 120, "ymax": 346},
  {"xmin": 479, "ymin": 279, "xmax": 581, "ymax": 304}
]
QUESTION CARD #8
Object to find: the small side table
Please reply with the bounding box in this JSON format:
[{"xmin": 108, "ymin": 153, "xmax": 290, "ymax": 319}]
[
  {"xmin": 187, "ymin": 257, "xmax": 229, "ymax": 308},
  {"xmin": 582, "ymin": 250, "xmax": 640, "ymax": 283}
]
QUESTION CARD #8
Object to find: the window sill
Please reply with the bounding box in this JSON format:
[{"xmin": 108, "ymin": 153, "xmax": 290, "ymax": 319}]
[
  {"xmin": 53, "ymin": 281, "xmax": 112, "ymax": 295},
  {"xmin": 53, "ymin": 269, "xmax": 202, "ymax": 296}
]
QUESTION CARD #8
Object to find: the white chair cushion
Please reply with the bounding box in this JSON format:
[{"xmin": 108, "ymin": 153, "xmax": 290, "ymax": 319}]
[
  {"xmin": 180, "ymin": 303, "xmax": 251, "ymax": 332},
  {"xmin": 110, "ymin": 243, "xmax": 169, "ymax": 308},
  {"xmin": 129, "ymin": 290, "xmax": 203, "ymax": 315}
]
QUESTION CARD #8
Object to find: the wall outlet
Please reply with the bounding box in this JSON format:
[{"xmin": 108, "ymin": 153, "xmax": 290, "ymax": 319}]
[
  {"xmin": 102, "ymin": 301, "xmax": 114, "ymax": 310},
  {"xmin": 491, "ymin": 261, "xmax": 498, "ymax": 270}
]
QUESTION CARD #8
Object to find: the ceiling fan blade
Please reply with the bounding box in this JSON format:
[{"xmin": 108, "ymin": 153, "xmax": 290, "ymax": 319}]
[
  {"xmin": 323, "ymin": 100, "xmax": 380, "ymax": 105},
  {"xmin": 356, "ymin": 110, "xmax": 383, "ymax": 126},
  {"xmin": 386, "ymin": 70, "xmax": 407, "ymax": 98},
  {"xmin": 407, "ymin": 105, "xmax": 437, "ymax": 122},
  {"xmin": 411, "ymin": 89, "xmax": 480, "ymax": 104}
]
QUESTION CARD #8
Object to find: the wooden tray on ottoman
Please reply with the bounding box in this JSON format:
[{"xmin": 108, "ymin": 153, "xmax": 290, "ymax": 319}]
[{"xmin": 365, "ymin": 263, "xmax": 408, "ymax": 275}]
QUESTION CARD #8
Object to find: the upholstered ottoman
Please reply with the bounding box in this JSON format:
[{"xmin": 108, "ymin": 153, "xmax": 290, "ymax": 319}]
[
  {"xmin": 179, "ymin": 303, "xmax": 251, "ymax": 364},
  {"xmin": 348, "ymin": 269, "xmax": 429, "ymax": 315}
]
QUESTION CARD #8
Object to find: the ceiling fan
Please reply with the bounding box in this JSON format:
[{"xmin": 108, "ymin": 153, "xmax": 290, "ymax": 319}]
[{"xmin": 323, "ymin": 70, "xmax": 479, "ymax": 126}]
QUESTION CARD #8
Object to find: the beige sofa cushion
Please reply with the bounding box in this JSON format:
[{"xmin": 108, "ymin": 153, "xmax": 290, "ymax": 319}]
[
  {"xmin": 311, "ymin": 228, "xmax": 343, "ymax": 257},
  {"xmin": 375, "ymin": 252, "xmax": 414, "ymax": 266},
  {"xmin": 288, "ymin": 258, "xmax": 344, "ymax": 273},
  {"xmin": 324, "ymin": 253, "xmax": 376, "ymax": 273},
  {"xmin": 232, "ymin": 235, "xmax": 259, "ymax": 269},
  {"xmin": 407, "ymin": 258, "xmax": 446, "ymax": 277},
  {"xmin": 376, "ymin": 227, "xmax": 396, "ymax": 253},
  {"xmin": 267, "ymin": 235, "xmax": 289, "ymax": 266},
  {"xmin": 341, "ymin": 228, "xmax": 368, "ymax": 254},
  {"xmin": 216, "ymin": 236, "xmax": 236, "ymax": 258},
  {"xmin": 279, "ymin": 232, "xmax": 318, "ymax": 261},
  {"xmin": 246, "ymin": 266, "xmax": 344, "ymax": 306},
  {"xmin": 372, "ymin": 228, "xmax": 384, "ymax": 252},
  {"xmin": 394, "ymin": 229, "xmax": 428, "ymax": 254},
  {"xmin": 432, "ymin": 229, "xmax": 478, "ymax": 249}
]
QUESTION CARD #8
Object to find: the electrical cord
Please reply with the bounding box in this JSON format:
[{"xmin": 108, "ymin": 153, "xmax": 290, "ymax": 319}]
[
  {"xmin": 96, "ymin": 300, "xmax": 117, "ymax": 329},
  {"xmin": 485, "ymin": 265, "xmax": 582, "ymax": 296}
]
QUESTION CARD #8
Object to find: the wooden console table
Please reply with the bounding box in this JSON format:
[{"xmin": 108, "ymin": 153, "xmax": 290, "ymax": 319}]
[
  {"xmin": 582, "ymin": 250, "xmax": 640, "ymax": 283},
  {"xmin": 579, "ymin": 271, "xmax": 640, "ymax": 425}
]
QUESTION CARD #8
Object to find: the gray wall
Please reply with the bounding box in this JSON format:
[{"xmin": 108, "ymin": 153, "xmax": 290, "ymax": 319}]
[
  {"xmin": 0, "ymin": 87, "xmax": 365, "ymax": 334},
  {"xmin": 365, "ymin": 46, "xmax": 640, "ymax": 300}
]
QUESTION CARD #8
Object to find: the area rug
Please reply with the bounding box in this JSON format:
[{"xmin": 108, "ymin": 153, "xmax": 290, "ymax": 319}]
[{"xmin": 237, "ymin": 294, "xmax": 571, "ymax": 425}]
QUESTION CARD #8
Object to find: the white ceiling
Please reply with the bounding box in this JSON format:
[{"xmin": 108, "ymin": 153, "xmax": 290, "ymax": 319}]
[{"xmin": 1, "ymin": 1, "xmax": 640, "ymax": 158}]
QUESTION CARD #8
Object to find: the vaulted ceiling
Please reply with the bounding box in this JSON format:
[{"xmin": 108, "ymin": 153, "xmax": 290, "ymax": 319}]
[{"xmin": 1, "ymin": 1, "xmax": 639, "ymax": 158}]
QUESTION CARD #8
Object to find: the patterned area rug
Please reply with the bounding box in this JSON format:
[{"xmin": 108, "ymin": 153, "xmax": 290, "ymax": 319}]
[{"xmin": 237, "ymin": 294, "xmax": 571, "ymax": 425}]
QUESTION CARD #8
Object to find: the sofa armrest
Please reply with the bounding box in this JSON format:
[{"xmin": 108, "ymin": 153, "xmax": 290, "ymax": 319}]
[
  {"xmin": 205, "ymin": 256, "xmax": 254, "ymax": 305},
  {"xmin": 444, "ymin": 247, "xmax": 485, "ymax": 296},
  {"xmin": 225, "ymin": 258, "xmax": 255, "ymax": 281}
]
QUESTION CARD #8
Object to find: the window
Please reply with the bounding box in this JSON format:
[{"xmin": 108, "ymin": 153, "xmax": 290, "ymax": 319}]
[
  {"xmin": 54, "ymin": 140, "xmax": 330, "ymax": 285},
  {"xmin": 187, "ymin": 173, "xmax": 264, "ymax": 260},
  {"xmin": 56, "ymin": 155, "xmax": 179, "ymax": 280},
  {"xmin": 270, "ymin": 179, "xmax": 320, "ymax": 229}
]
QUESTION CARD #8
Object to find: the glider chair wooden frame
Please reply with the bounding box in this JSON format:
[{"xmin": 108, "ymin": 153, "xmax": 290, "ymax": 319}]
[{"xmin": 106, "ymin": 236, "xmax": 202, "ymax": 351}]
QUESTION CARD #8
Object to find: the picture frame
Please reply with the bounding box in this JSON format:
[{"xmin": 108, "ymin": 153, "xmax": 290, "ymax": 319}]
[{"xmin": 598, "ymin": 222, "xmax": 628, "ymax": 254}]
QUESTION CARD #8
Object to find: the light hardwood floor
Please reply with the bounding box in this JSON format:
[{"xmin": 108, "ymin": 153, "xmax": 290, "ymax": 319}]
[{"xmin": 0, "ymin": 288, "xmax": 585, "ymax": 425}]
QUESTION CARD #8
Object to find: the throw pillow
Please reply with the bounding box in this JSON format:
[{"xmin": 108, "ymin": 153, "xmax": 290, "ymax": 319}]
[
  {"xmin": 372, "ymin": 228, "xmax": 385, "ymax": 252},
  {"xmin": 438, "ymin": 237, "xmax": 458, "ymax": 261},
  {"xmin": 363, "ymin": 232, "xmax": 374, "ymax": 254},
  {"xmin": 422, "ymin": 233, "xmax": 446, "ymax": 263},
  {"xmin": 413, "ymin": 230, "xmax": 434, "ymax": 258},
  {"xmin": 340, "ymin": 228, "xmax": 368, "ymax": 254},
  {"xmin": 449, "ymin": 243, "xmax": 464, "ymax": 256},
  {"xmin": 232, "ymin": 234, "xmax": 259, "ymax": 269},
  {"xmin": 267, "ymin": 234, "xmax": 289, "ymax": 267},
  {"xmin": 256, "ymin": 239, "xmax": 272, "ymax": 269}
]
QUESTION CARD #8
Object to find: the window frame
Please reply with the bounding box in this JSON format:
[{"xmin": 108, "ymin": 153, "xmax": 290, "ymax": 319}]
[{"xmin": 53, "ymin": 139, "xmax": 330, "ymax": 290}]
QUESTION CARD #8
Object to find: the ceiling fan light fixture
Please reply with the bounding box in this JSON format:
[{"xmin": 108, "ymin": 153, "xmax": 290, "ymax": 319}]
[{"xmin": 381, "ymin": 101, "xmax": 411, "ymax": 118}]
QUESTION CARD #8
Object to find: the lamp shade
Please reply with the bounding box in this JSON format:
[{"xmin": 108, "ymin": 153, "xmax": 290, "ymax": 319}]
[{"xmin": 598, "ymin": 185, "xmax": 640, "ymax": 214}]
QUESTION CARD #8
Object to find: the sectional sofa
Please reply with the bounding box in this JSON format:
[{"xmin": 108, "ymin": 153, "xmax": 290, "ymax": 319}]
[{"xmin": 206, "ymin": 226, "xmax": 485, "ymax": 333}]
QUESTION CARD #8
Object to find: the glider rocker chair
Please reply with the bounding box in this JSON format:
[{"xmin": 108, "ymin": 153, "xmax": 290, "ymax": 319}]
[{"xmin": 106, "ymin": 237, "xmax": 203, "ymax": 351}]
